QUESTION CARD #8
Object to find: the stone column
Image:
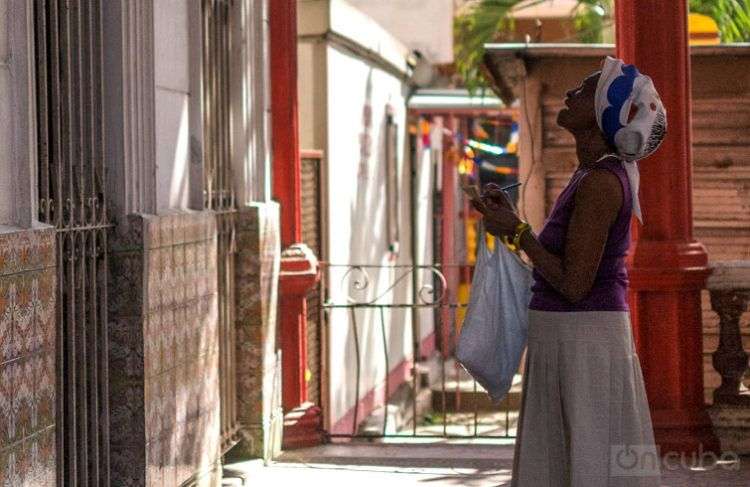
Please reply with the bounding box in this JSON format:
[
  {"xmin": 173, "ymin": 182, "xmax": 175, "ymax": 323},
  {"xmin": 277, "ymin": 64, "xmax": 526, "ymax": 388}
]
[{"xmin": 616, "ymin": 0, "xmax": 719, "ymax": 454}]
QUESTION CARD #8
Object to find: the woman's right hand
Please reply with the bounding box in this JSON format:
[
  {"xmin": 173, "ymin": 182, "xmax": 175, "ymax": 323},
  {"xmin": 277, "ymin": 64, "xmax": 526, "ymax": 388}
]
[{"xmin": 480, "ymin": 183, "xmax": 518, "ymax": 213}]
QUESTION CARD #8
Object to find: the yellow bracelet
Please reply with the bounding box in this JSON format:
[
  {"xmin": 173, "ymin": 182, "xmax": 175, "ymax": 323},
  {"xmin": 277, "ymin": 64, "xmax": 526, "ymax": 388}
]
[
  {"xmin": 512, "ymin": 221, "xmax": 531, "ymax": 249},
  {"xmin": 501, "ymin": 234, "xmax": 517, "ymax": 252}
]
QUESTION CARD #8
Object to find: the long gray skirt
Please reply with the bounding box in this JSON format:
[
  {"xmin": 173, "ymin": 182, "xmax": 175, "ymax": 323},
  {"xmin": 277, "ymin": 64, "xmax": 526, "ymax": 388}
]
[{"xmin": 510, "ymin": 309, "xmax": 662, "ymax": 487}]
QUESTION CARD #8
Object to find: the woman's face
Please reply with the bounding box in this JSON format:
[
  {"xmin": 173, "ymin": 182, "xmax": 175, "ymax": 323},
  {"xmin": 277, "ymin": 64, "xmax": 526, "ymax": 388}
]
[{"xmin": 557, "ymin": 71, "xmax": 601, "ymax": 132}]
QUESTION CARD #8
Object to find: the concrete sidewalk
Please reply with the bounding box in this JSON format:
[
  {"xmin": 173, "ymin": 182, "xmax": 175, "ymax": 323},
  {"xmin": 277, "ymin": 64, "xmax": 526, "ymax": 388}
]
[{"xmin": 222, "ymin": 442, "xmax": 750, "ymax": 486}]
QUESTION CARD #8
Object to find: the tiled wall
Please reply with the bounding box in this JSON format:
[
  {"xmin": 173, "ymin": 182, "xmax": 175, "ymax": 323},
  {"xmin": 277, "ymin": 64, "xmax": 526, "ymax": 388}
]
[
  {"xmin": 109, "ymin": 211, "xmax": 221, "ymax": 486},
  {"xmin": 0, "ymin": 228, "xmax": 56, "ymax": 486},
  {"xmin": 234, "ymin": 203, "xmax": 283, "ymax": 460}
]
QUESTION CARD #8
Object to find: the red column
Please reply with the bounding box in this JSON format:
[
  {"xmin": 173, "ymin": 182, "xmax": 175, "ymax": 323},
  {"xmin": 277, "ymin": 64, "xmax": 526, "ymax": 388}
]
[
  {"xmin": 616, "ymin": 0, "xmax": 719, "ymax": 454},
  {"xmin": 270, "ymin": 0, "xmax": 301, "ymax": 247},
  {"xmin": 270, "ymin": 0, "xmax": 323, "ymax": 449}
]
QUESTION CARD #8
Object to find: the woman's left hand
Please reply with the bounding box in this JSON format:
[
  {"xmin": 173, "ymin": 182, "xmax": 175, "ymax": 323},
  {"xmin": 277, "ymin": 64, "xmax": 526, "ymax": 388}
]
[{"xmin": 471, "ymin": 194, "xmax": 522, "ymax": 238}]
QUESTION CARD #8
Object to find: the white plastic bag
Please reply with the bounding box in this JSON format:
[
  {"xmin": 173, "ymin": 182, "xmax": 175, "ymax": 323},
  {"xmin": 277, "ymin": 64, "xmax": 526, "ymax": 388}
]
[{"xmin": 456, "ymin": 231, "xmax": 533, "ymax": 404}]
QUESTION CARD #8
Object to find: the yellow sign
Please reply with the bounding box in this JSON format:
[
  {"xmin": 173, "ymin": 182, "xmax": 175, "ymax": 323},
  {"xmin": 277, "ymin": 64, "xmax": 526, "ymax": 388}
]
[{"xmin": 689, "ymin": 13, "xmax": 720, "ymax": 45}]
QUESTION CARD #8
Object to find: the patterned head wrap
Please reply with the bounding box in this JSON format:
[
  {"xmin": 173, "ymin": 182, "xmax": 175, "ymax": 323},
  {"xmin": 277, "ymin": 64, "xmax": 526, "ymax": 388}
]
[{"xmin": 594, "ymin": 56, "xmax": 667, "ymax": 224}]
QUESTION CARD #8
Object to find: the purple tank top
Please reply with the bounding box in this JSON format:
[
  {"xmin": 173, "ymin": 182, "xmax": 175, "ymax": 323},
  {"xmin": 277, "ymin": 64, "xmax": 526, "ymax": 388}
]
[{"xmin": 528, "ymin": 156, "xmax": 633, "ymax": 312}]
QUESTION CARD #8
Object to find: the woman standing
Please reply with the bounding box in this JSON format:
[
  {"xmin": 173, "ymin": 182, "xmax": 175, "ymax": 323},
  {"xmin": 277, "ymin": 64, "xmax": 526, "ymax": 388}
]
[{"xmin": 475, "ymin": 57, "xmax": 666, "ymax": 486}]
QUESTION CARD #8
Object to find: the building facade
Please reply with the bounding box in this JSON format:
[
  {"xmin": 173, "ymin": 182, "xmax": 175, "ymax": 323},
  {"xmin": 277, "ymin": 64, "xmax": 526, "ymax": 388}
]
[{"xmin": 0, "ymin": 0, "xmax": 282, "ymax": 485}]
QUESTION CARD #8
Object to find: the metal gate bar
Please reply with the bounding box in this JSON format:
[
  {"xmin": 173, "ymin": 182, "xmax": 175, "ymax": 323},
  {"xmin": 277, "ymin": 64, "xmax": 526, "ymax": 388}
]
[
  {"xmin": 34, "ymin": 0, "xmax": 111, "ymax": 485},
  {"xmin": 202, "ymin": 0, "xmax": 240, "ymax": 453}
]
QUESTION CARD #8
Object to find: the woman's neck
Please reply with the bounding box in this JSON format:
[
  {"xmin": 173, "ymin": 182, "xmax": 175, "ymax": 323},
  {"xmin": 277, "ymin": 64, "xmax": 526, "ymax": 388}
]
[{"xmin": 575, "ymin": 129, "xmax": 611, "ymax": 169}]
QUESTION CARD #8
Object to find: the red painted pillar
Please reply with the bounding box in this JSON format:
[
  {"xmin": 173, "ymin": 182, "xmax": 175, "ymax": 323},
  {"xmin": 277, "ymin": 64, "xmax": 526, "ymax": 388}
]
[
  {"xmin": 270, "ymin": 0, "xmax": 323, "ymax": 448},
  {"xmin": 616, "ymin": 0, "xmax": 719, "ymax": 454},
  {"xmin": 270, "ymin": 0, "xmax": 301, "ymax": 247}
]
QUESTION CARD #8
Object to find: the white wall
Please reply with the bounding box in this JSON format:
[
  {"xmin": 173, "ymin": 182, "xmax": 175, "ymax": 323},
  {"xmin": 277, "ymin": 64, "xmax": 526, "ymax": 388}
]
[
  {"xmin": 298, "ymin": 0, "xmax": 438, "ymax": 434},
  {"xmin": 154, "ymin": 0, "xmax": 192, "ymax": 212},
  {"xmin": 325, "ymin": 43, "xmax": 420, "ymax": 431},
  {"xmin": 346, "ymin": 0, "xmax": 455, "ymax": 63},
  {"xmin": 297, "ymin": 39, "xmax": 327, "ymax": 151}
]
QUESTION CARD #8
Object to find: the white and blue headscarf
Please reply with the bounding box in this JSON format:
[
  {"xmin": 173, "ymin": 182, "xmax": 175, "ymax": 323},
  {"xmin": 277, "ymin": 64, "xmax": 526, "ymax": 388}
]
[{"xmin": 594, "ymin": 56, "xmax": 667, "ymax": 224}]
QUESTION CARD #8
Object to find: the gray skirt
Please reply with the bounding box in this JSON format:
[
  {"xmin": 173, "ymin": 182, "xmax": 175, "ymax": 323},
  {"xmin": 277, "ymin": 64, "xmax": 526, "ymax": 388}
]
[{"xmin": 510, "ymin": 309, "xmax": 661, "ymax": 487}]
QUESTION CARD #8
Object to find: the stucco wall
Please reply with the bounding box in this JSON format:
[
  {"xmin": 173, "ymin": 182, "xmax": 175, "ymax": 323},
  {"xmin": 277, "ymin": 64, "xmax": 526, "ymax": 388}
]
[
  {"xmin": 154, "ymin": 0, "xmax": 193, "ymax": 212},
  {"xmin": 0, "ymin": 3, "xmax": 13, "ymax": 225},
  {"xmin": 345, "ymin": 0, "xmax": 454, "ymax": 63},
  {"xmin": 324, "ymin": 43, "xmax": 418, "ymax": 433}
]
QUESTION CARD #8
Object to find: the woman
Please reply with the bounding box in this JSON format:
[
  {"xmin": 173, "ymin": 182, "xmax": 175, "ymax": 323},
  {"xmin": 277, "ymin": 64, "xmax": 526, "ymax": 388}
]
[{"xmin": 475, "ymin": 57, "xmax": 666, "ymax": 486}]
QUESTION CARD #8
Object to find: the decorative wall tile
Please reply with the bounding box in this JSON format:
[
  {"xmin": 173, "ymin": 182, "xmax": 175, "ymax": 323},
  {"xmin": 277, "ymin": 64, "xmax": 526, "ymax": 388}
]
[
  {"xmin": 109, "ymin": 211, "xmax": 221, "ymax": 487},
  {"xmin": 108, "ymin": 316, "xmax": 145, "ymax": 381},
  {"xmin": 14, "ymin": 358, "xmax": 34, "ymax": 444},
  {"xmin": 35, "ymin": 353, "xmax": 55, "ymax": 430},
  {"xmin": 108, "ymin": 377, "xmax": 146, "ymax": 446},
  {"xmin": 161, "ymin": 308, "xmax": 176, "ymax": 370},
  {"xmin": 27, "ymin": 432, "xmax": 45, "ymax": 485},
  {"xmin": 110, "ymin": 442, "xmax": 146, "ymax": 487},
  {"xmin": 14, "ymin": 274, "xmax": 34, "ymax": 358},
  {"xmin": 163, "ymin": 432, "xmax": 177, "ymax": 486},
  {"xmin": 15, "ymin": 440, "xmax": 30, "ymax": 486},
  {"xmin": 143, "ymin": 214, "xmax": 162, "ymax": 251},
  {"xmin": 234, "ymin": 204, "xmax": 282, "ymax": 459},
  {"xmin": 0, "ymin": 276, "xmax": 13, "ymax": 363},
  {"xmin": 0, "ymin": 229, "xmax": 56, "ymax": 277},
  {"xmin": 147, "ymin": 247, "xmax": 162, "ymax": 292},
  {"xmin": 35, "ymin": 271, "xmax": 55, "ymax": 352},
  {"xmin": 108, "ymin": 251, "xmax": 145, "ymax": 317},
  {"xmin": 38, "ymin": 427, "xmax": 56, "ymax": 485},
  {"xmin": 145, "ymin": 437, "xmax": 163, "ymax": 486},
  {"xmin": 145, "ymin": 375, "xmax": 161, "ymax": 441},
  {"xmin": 0, "ymin": 446, "xmax": 21, "ymax": 486},
  {"xmin": 0, "ymin": 229, "xmax": 57, "ymax": 487},
  {"xmin": 0, "ymin": 362, "xmax": 14, "ymax": 444},
  {"xmin": 173, "ymin": 307, "xmax": 186, "ymax": 366}
]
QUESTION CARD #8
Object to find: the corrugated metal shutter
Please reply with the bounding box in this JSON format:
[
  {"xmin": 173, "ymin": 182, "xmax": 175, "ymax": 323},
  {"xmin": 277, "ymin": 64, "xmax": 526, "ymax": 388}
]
[{"xmin": 301, "ymin": 152, "xmax": 322, "ymax": 406}]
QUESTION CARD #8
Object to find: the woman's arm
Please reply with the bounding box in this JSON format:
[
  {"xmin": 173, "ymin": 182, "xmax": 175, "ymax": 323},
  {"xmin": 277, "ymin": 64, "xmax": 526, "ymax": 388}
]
[
  {"xmin": 479, "ymin": 169, "xmax": 623, "ymax": 303},
  {"xmin": 524, "ymin": 169, "xmax": 623, "ymax": 302}
]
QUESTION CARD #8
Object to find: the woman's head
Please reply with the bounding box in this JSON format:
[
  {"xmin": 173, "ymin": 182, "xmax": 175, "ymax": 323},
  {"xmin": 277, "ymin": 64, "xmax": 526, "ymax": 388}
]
[
  {"xmin": 558, "ymin": 57, "xmax": 667, "ymax": 163},
  {"xmin": 557, "ymin": 70, "xmax": 616, "ymax": 158},
  {"xmin": 557, "ymin": 70, "xmax": 602, "ymax": 133}
]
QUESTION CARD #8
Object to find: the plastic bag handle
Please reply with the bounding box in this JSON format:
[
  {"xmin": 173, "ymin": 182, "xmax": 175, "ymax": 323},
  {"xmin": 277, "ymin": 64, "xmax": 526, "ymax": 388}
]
[{"xmin": 476, "ymin": 221, "xmax": 500, "ymax": 261}]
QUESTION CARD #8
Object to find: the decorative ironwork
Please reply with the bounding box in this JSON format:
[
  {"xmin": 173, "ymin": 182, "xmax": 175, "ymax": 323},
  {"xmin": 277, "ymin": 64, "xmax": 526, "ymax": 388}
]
[
  {"xmin": 34, "ymin": 0, "xmax": 112, "ymax": 484},
  {"xmin": 327, "ymin": 264, "xmax": 449, "ymax": 306},
  {"xmin": 202, "ymin": 0, "xmax": 240, "ymax": 453},
  {"xmin": 321, "ymin": 263, "xmax": 518, "ymax": 440}
]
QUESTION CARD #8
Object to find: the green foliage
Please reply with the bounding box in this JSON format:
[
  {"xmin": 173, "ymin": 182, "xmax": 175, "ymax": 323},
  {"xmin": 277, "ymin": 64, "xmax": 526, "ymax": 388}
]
[
  {"xmin": 573, "ymin": 0, "xmax": 613, "ymax": 43},
  {"xmin": 689, "ymin": 0, "xmax": 750, "ymax": 42},
  {"xmin": 453, "ymin": 0, "xmax": 525, "ymax": 93},
  {"xmin": 453, "ymin": 0, "xmax": 750, "ymax": 92}
]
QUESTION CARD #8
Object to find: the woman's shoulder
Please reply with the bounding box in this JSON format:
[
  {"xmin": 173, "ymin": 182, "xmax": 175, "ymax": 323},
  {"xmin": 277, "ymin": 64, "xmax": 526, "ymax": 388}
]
[{"xmin": 575, "ymin": 165, "xmax": 624, "ymax": 217}]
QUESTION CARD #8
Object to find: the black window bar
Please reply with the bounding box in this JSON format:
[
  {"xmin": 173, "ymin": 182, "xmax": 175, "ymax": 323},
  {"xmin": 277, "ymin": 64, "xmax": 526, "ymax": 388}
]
[
  {"xmin": 202, "ymin": 0, "xmax": 240, "ymax": 453},
  {"xmin": 34, "ymin": 0, "xmax": 112, "ymax": 485}
]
